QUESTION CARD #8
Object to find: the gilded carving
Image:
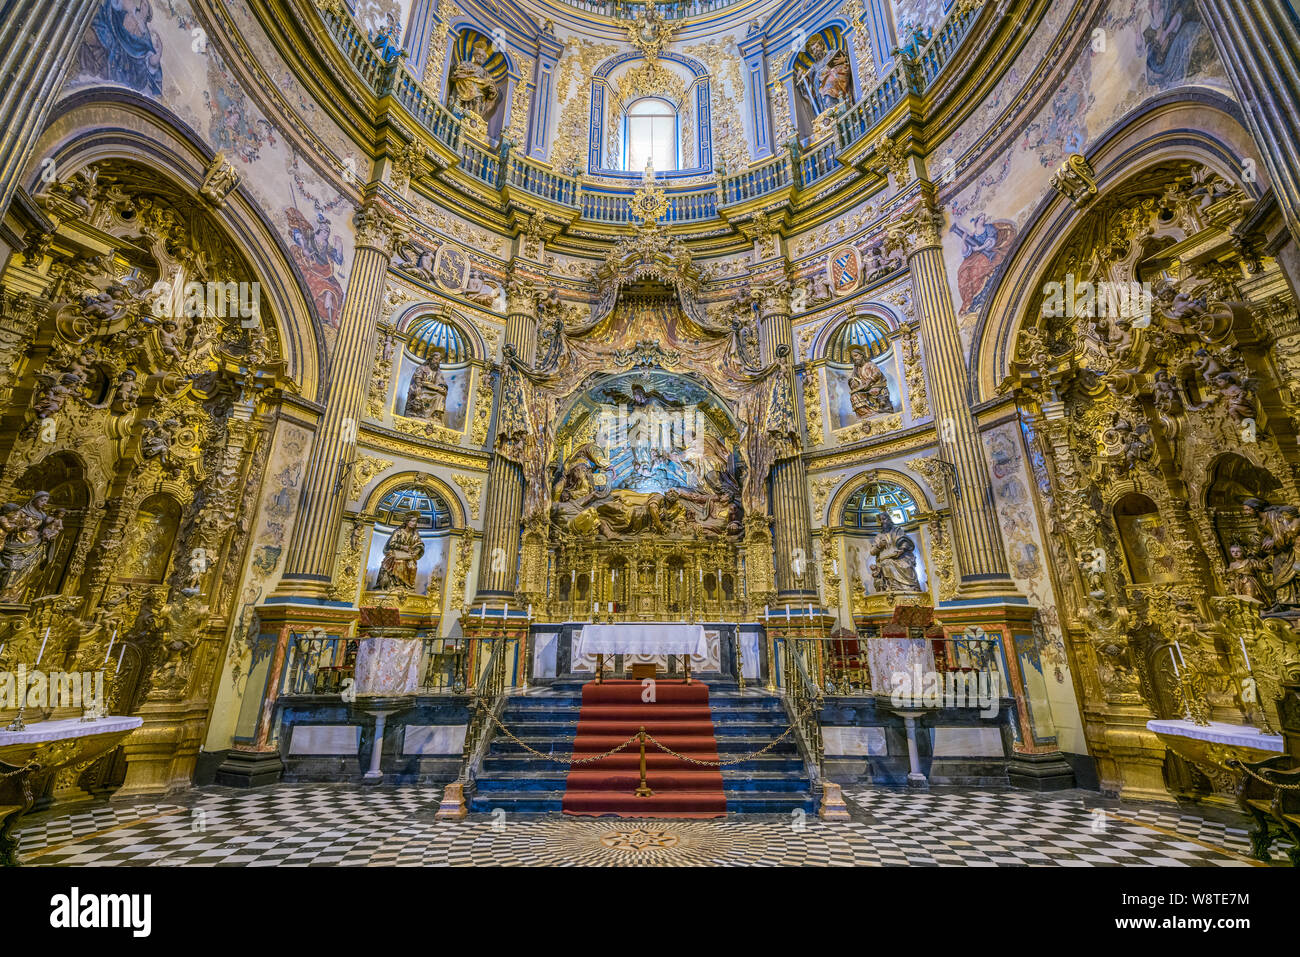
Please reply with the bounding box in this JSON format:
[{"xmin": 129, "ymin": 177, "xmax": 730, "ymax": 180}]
[
  {"xmin": 452, "ymin": 472, "xmax": 484, "ymax": 519},
  {"xmin": 349, "ymin": 453, "xmax": 393, "ymax": 501}
]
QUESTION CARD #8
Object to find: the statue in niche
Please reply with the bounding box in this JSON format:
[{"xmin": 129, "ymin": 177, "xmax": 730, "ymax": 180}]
[
  {"xmin": 449, "ymin": 42, "xmax": 499, "ymax": 121},
  {"xmin": 847, "ymin": 347, "xmax": 892, "ymax": 416},
  {"xmin": 405, "ymin": 351, "xmax": 448, "ymax": 422},
  {"xmin": 796, "ymin": 36, "xmax": 853, "ymax": 116},
  {"xmin": 374, "ymin": 513, "xmax": 425, "ymax": 591},
  {"xmin": 867, "ymin": 513, "xmax": 922, "ymax": 593},
  {"xmin": 0, "ymin": 491, "xmax": 63, "ymax": 604},
  {"xmin": 1241, "ymin": 498, "xmax": 1300, "ymax": 618},
  {"xmin": 1225, "ymin": 542, "xmax": 1271, "ymax": 605}
]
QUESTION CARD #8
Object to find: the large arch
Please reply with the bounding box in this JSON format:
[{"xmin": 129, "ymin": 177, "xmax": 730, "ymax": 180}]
[
  {"xmin": 970, "ymin": 90, "xmax": 1269, "ymax": 403},
  {"xmin": 28, "ymin": 89, "xmax": 328, "ymax": 403}
]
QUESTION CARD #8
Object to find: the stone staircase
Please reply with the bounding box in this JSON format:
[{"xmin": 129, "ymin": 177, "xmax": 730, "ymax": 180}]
[{"xmin": 468, "ymin": 678, "xmax": 815, "ymax": 815}]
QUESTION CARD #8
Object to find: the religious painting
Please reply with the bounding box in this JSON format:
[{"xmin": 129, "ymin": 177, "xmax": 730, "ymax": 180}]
[
  {"xmin": 284, "ymin": 206, "xmax": 345, "ymax": 328},
  {"xmin": 550, "ymin": 372, "xmax": 744, "ymax": 542},
  {"xmin": 202, "ymin": 45, "xmax": 277, "ymax": 164},
  {"xmin": 77, "ymin": 0, "xmax": 164, "ymax": 96},
  {"xmin": 950, "ymin": 214, "xmax": 1016, "ymax": 315},
  {"xmin": 115, "ymin": 493, "xmax": 181, "ymax": 584},
  {"xmin": 827, "ymin": 244, "xmax": 861, "ymax": 296},
  {"xmin": 1116, "ymin": 510, "xmax": 1179, "ymax": 584},
  {"xmin": 1140, "ymin": 0, "xmax": 1215, "ymax": 88}
]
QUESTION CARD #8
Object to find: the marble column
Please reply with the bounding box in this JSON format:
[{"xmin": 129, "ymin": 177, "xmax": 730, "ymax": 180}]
[
  {"xmin": 473, "ymin": 271, "xmax": 538, "ymax": 601},
  {"xmin": 275, "ymin": 199, "xmax": 407, "ymax": 600},
  {"xmin": 1195, "ymin": 1, "xmax": 1300, "ymax": 246},
  {"xmin": 758, "ymin": 283, "xmax": 817, "ymax": 599},
  {"xmin": 888, "ymin": 197, "xmax": 1015, "ymax": 596},
  {"xmin": 0, "ymin": 0, "xmax": 99, "ymax": 223}
]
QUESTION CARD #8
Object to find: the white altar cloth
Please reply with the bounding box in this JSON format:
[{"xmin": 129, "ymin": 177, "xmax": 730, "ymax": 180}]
[
  {"xmin": 1146, "ymin": 719, "xmax": 1283, "ymax": 752},
  {"xmin": 575, "ymin": 623, "xmax": 708, "ymax": 659}
]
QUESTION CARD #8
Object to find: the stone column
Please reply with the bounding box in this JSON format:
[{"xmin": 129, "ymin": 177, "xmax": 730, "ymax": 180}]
[
  {"xmin": 0, "ymin": 0, "xmax": 99, "ymax": 223},
  {"xmin": 473, "ymin": 271, "xmax": 538, "ymax": 601},
  {"xmin": 887, "ymin": 197, "xmax": 1015, "ymax": 596},
  {"xmin": 758, "ymin": 283, "xmax": 817, "ymax": 599},
  {"xmin": 1195, "ymin": 1, "xmax": 1300, "ymax": 246},
  {"xmin": 275, "ymin": 199, "xmax": 406, "ymax": 600}
]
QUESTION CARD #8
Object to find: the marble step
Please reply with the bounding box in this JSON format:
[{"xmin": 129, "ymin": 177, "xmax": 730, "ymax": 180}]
[
  {"xmin": 467, "ymin": 789, "xmax": 816, "ymax": 815},
  {"xmin": 481, "ymin": 753, "xmax": 806, "ymax": 774},
  {"xmin": 475, "ymin": 770, "xmax": 810, "ymax": 793}
]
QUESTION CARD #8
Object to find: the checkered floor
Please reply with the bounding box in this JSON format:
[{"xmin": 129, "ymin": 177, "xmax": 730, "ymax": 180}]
[{"xmin": 12, "ymin": 784, "xmax": 1285, "ymax": 866}]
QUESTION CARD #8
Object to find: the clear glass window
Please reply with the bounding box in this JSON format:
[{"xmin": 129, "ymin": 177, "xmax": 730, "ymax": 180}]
[{"xmin": 625, "ymin": 98, "xmax": 677, "ymax": 172}]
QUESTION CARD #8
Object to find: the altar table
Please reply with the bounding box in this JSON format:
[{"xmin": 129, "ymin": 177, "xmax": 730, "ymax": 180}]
[{"xmin": 574, "ymin": 623, "xmax": 708, "ymax": 682}]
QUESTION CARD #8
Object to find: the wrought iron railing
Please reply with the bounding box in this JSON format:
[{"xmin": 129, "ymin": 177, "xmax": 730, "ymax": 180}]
[
  {"xmin": 782, "ymin": 636, "xmax": 826, "ymax": 792},
  {"xmin": 282, "ymin": 633, "xmax": 358, "ymax": 696},
  {"xmin": 457, "ymin": 637, "xmax": 510, "ymax": 790}
]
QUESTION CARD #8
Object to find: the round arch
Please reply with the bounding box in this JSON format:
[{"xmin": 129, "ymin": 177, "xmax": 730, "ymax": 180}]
[
  {"xmin": 31, "ymin": 89, "xmax": 329, "ymax": 402},
  {"xmin": 361, "ymin": 469, "xmax": 468, "ymax": 529},
  {"xmin": 970, "ymin": 90, "xmax": 1268, "ymax": 403},
  {"xmin": 390, "ymin": 302, "xmax": 487, "ymax": 361},
  {"xmin": 824, "ymin": 467, "xmax": 935, "ymax": 528},
  {"xmin": 810, "ymin": 303, "xmax": 902, "ymax": 361}
]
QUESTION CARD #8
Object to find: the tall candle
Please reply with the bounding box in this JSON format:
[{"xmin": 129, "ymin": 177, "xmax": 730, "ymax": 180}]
[
  {"xmin": 1169, "ymin": 645, "xmax": 1180, "ymax": 678},
  {"xmin": 785, "ymin": 605, "xmax": 790, "ymax": 618},
  {"xmin": 764, "ymin": 605, "xmax": 770, "ymax": 618},
  {"xmin": 1238, "ymin": 634, "xmax": 1252, "ymax": 672},
  {"xmin": 527, "ymin": 603, "xmax": 533, "ymax": 618},
  {"xmin": 503, "ymin": 602, "xmax": 509, "ymax": 619},
  {"xmin": 1173, "ymin": 641, "xmax": 1186, "ymax": 668},
  {"xmin": 117, "ymin": 644, "xmax": 126, "ymax": 670},
  {"xmin": 36, "ymin": 626, "xmax": 49, "ymax": 665},
  {"xmin": 608, "ymin": 602, "xmax": 613, "ymax": 614},
  {"xmin": 480, "ymin": 602, "xmax": 486, "ymax": 617},
  {"xmin": 832, "ymin": 559, "xmax": 839, "ymax": 575},
  {"xmin": 103, "ymin": 628, "xmax": 117, "ymax": 666}
]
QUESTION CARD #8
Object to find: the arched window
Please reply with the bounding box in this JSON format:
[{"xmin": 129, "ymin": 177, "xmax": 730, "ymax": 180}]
[
  {"xmin": 374, "ymin": 486, "xmax": 454, "ymax": 530},
  {"xmin": 625, "ymin": 97, "xmax": 677, "ymax": 172},
  {"xmin": 842, "ymin": 480, "xmax": 919, "ymax": 530}
]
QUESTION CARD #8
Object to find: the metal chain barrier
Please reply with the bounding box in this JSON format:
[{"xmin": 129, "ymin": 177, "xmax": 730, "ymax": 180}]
[
  {"xmin": 480, "ymin": 700, "xmax": 812, "ymax": 769},
  {"xmin": 1224, "ymin": 758, "xmax": 1300, "ymax": 791}
]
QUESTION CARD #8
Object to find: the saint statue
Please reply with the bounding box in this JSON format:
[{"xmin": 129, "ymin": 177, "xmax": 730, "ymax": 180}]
[
  {"xmin": 449, "ymin": 42, "xmax": 499, "ymax": 121},
  {"xmin": 867, "ymin": 513, "xmax": 922, "ymax": 593},
  {"xmin": 847, "ymin": 347, "xmax": 893, "ymax": 416},
  {"xmin": 0, "ymin": 491, "xmax": 63, "ymax": 604},
  {"xmin": 1224, "ymin": 542, "xmax": 1271, "ymax": 605},
  {"xmin": 796, "ymin": 37, "xmax": 853, "ymax": 116},
  {"xmin": 374, "ymin": 513, "xmax": 425, "ymax": 591},
  {"xmin": 405, "ymin": 351, "xmax": 448, "ymax": 422},
  {"xmin": 1242, "ymin": 498, "xmax": 1300, "ymax": 617}
]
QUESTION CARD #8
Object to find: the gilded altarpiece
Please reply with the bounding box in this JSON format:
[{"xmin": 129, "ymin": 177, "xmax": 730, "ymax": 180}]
[{"xmin": 1004, "ymin": 161, "xmax": 1300, "ymax": 801}]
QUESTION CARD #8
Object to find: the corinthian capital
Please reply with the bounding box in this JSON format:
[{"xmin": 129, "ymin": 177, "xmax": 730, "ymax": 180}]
[
  {"xmin": 505, "ymin": 268, "xmax": 540, "ymax": 317},
  {"xmin": 885, "ymin": 198, "xmax": 945, "ymax": 255},
  {"xmin": 353, "ymin": 200, "xmax": 407, "ymax": 257},
  {"xmin": 754, "ymin": 278, "xmax": 792, "ymax": 317}
]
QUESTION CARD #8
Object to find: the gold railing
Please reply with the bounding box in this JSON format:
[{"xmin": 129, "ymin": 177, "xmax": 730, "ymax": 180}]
[
  {"xmin": 782, "ymin": 635, "xmax": 826, "ymax": 792},
  {"xmin": 457, "ymin": 636, "xmax": 509, "ymax": 787}
]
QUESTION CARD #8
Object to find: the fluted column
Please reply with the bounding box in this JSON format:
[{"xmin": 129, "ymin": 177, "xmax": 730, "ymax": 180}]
[
  {"xmin": 0, "ymin": 0, "xmax": 99, "ymax": 223},
  {"xmin": 473, "ymin": 272, "xmax": 538, "ymax": 601},
  {"xmin": 888, "ymin": 198, "xmax": 1015, "ymax": 595},
  {"xmin": 275, "ymin": 199, "xmax": 407, "ymax": 599},
  {"xmin": 758, "ymin": 283, "xmax": 817, "ymax": 599},
  {"xmin": 1195, "ymin": 1, "xmax": 1300, "ymax": 246}
]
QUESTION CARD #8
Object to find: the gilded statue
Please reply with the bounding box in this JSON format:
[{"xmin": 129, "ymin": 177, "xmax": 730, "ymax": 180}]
[
  {"xmin": 405, "ymin": 351, "xmax": 448, "ymax": 422},
  {"xmin": 449, "ymin": 42, "xmax": 499, "ymax": 121},
  {"xmin": 1241, "ymin": 498, "xmax": 1300, "ymax": 618},
  {"xmin": 1224, "ymin": 542, "xmax": 1271, "ymax": 605},
  {"xmin": 374, "ymin": 513, "xmax": 424, "ymax": 591},
  {"xmin": 847, "ymin": 346, "xmax": 892, "ymax": 416},
  {"xmin": 867, "ymin": 513, "xmax": 922, "ymax": 593},
  {"xmin": 0, "ymin": 491, "xmax": 63, "ymax": 604}
]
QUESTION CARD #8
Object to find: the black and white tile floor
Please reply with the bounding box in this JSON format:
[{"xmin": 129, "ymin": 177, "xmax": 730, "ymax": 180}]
[{"xmin": 12, "ymin": 784, "xmax": 1286, "ymax": 867}]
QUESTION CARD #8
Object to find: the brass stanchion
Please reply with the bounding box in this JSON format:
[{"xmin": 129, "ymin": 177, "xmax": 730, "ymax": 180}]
[{"xmin": 635, "ymin": 727, "xmax": 653, "ymax": 797}]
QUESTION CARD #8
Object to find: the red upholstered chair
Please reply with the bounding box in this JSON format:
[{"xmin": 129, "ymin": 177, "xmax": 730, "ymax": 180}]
[{"xmin": 827, "ymin": 627, "xmax": 870, "ymax": 694}]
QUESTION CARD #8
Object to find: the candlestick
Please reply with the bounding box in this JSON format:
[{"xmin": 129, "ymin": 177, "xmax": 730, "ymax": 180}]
[
  {"xmin": 764, "ymin": 605, "xmax": 769, "ymax": 618},
  {"xmin": 480, "ymin": 602, "xmax": 486, "ymax": 618},
  {"xmin": 103, "ymin": 628, "xmax": 117, "ymax": 666},
  {"xmin": 36, "ymin": 626, "xmax": 49, "ymax": 666},
  {"xmin": 608, "ymin": 602, "xmax": 613, "ymax": 614}
]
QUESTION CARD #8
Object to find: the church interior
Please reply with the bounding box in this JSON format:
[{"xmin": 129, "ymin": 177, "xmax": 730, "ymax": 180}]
[{"xmin": 0, "ymin": 0, "xmax": 1298, "ymax": 878}]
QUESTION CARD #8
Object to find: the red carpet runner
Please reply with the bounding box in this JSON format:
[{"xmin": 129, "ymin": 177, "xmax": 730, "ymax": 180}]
[{"xmin": 562, "ymin": 679, "xmax": 727, "ymax": 818}]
